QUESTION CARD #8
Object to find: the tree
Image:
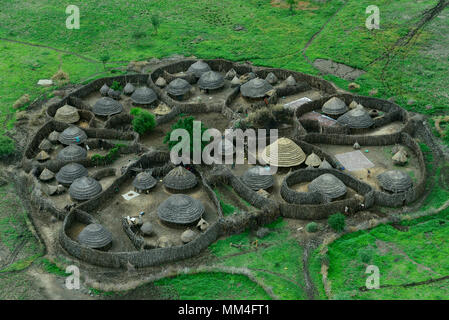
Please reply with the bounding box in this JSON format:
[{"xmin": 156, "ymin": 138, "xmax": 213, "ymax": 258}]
[
  {"xmin": 286, "ymin": 0, "xmax": 297, "ymax": 13},
  {"xmin": 0, "ymin": 135, "xmax": 15, "ymax": 158},
  {"xmin": 151, "ymin": 14, "xmax": 161, "ymax": 35},
  {"xmin": 100, "ymin": 54, "xmax": 110, "ymax": 71},
  {"xmin": 328, "ymin": 213, "xmax": 346, "ymax": 232},
  {"xmin": 163, "ymin": 116, "xmax": 208, "ymax": 153},
  {"xmin": 306, "ymin": 222, "xmax": 318, "ymax": 233},
  {"xmin": 130, "ymin": 108, "xmax": 156, "ymax": 135}
]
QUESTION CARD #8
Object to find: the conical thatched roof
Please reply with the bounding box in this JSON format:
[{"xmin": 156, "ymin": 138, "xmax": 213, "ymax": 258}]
[
  {"xmin": 319, "ymin": 159, "xmax": 333, "ymax": 169},
  {"xmin": 56, "ymin": 163, "xmax": 88, "ymax": 186},
  {"xmin": 133, "ymin": 172, "xmax": 157, "ymax": 191},
  {"xmin": 308, "ymin": 173, "xmax": 347, "ymax": 200},
  {"xmin": 39, "ymin": 139, "xmax": 53, "ymax": 152},
  {"xmin": 77, "ymin": 223, "xmax": 112, "ymax": 249},
  {"xmin": 39, "ymin": 168, "xmax": 55, "ymax": 181},
  {"xmin": 241, "ymin": 78, "xmax": 274, "ymax": 98},
  {"xmin": 36, "ymin": 150, "xmax": 50, "ymax": 161},
  {"xmin": 225, "ymin": 68, "xmax": 237, "ymax": 80},
  {"xmin": 337, "ymin": 106, "xmax": 374, "ymax": 129},
  {"xmin": 92, "ymin": 97, "xmax": 123, "ymax": 116},
  {"xmin": 155, "ymin": 77, "xmax": 167, "ymax": 87},
  {"xmin": 392, "ymin": 150, "xmax": 408, "ymax": 166},
  {"xmin": 265, "ymin": 72, "xmax": 278, "ymax": 85},
  {"xmin": 166, "ymin": 78, "xmax": 192, "ymax": 96},
  {"xmin": 124, "ymin": 83, "xmax": 135, "ymax": 95},
  {"xmin": 217, "ymin": 138, "xmax": 235, "ymax": 156},
  {"xmin": 377, "ymin": 170, "xmax": 413, "ymax": 193},
  {"xmin": 58, "ymin": 126, "xmax": 87, "ymax": 145},
  {"xmin": 48, "ymin": 131, "xmax": 60, "ymax": 144},
  {"xmin": 57, "ymin": 145, "xmax": 87, "ymax": 162},
  {"xmin": 100, "ymin": 84, "xmax": 109, "ymax": 96},
  {"xmin": 230, "ymin": 76, "xmax": 241, "ymax": 87},
  {"xmin": 285, "ymin": 75, "xmax": 296, "ymax": 86},
  {"xmin": 152, "ymin": 103, "xmax": 171, "ymax": 116},
  {"xmin": 140, "ymin": 222, "xmax": 154, "ymax": 236},
  {"xmin": 260, "ymin": 137, "xmax": 306, "ymax": 167},
  {"xmin": 241, "ymin": 166, "xmax": 274, "ymax": 191},
  {"xmin": 305, "ymin": 153, "xmax": 322, "ymax": 167},
  {"xmin": 54, "ymin": 105, "xmax": 80, "ymax": 124},
  {"xmin": 198, "ymin": 71, "xmax": 225, "ymax": 90},
  {"xmin": 131, "ymin": 86, "xmax": 157, "ymax": 105},
  {"xmin": 187, "ymin": 60, "xmax": 211, "ymax": 78},
  {"xmin": 157, "ymin": 194, "xmax": 204, "ymax": 225},
  {"xmin": 163, "ymin": 166, "xmax": 197, "ymax": 190},
  {"xmin": 69, "ymin": 176, "xmax": 102, "ymax": 201},
  {"xmin": 322, "ymin": 97, "xmax": 348, "ymax": 116}
]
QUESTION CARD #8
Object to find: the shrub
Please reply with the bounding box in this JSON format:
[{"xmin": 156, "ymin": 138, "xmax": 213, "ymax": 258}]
[
  {"xmin": 328, "ymin": 213, "xmax": 346, "ymax": 232},
  {"xmin": 110, "ymin": 80, "xmax": 122, "ymax": 91},
  {"xmin": 0, "ymin": 135, "xmax": 15, "ymax": 157},
  {"xmin": 306, "ymin": 222, "xmax": 318, "ymax": 233},
  {"xmin": 91, "ymin": 144, "xmax": 124, "ymax": 166},
  {"xmin": 130, "ymin": 108, "xmax": 156, "ymax": 135},
  {"xmin": 151, "ymin": 14, "xmax": 161, "ymax": 34},
  {"xmin": 163, "ymin": 116, "xmax": 208, "ymax": 154}
]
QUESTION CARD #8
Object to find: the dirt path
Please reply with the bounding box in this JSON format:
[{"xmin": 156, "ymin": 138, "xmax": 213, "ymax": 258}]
[{"xmin": 302, "ymin": 241, "xmax": 319, "ymax": 300}]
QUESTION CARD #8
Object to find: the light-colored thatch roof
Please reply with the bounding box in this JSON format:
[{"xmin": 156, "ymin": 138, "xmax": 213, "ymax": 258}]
[
  {"xmin": 124, "ymin": 83, "xmax": 135, "ymax": 95},
  {"xmin": 305, "ymin": 152, "xmax": 322, "ymax": 167},
  {"xmin": 133, "ymin": 172, "xmax": 157, "ymax": 191},
  {"xmin": 265, "ymin": 72, "xmax": 278, "ymax": 85},
  {"xmin": 260, "ymin": 137, "xmax": 306, "ymax": 167},
  {"xmin": 39, "ymin": 168, "xmax": 55, "ymax": 181},
  {"xmin": 54, "ymin": 105, "xmax": 80, "ymax": 124}
]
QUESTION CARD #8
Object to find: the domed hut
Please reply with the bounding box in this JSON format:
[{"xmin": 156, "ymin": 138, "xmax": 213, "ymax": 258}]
[
  {"xmin": 265, "ymin": 72, "xmax": 278, "ymax": 85},
  {"xmin": 260, "ymin": 137, "xmax": 306, "ymax": 168},
  {"xmin": 392, "ymin": 150, "xmax": 408, "ymax": 166},
  {"xmin": 57, "ymin": 145, "xmax": 87, "ymax": 162},
  {"xmin": 377, "ymin": 170, "xmax": 413, "ymax": 193},
  {"xmin": 130, "ymin": 86, "xmax": 157, "ymax": 106},
  {"xmin": 308, "ymin": 173, "xmax": 347, "ymax": 201},
  {"xmin": 54, "ymin": 105, "xmax": 80, "ymax": 124},
  {"xmin": 77, "ymin": 223, "xmax": 112, "ymax": 251},
  {"xmin": 92, "ymin": 97, "xmax": 123, "ymax": 117},
  {"xmin": 39, "ymin": 139, "xmax": 53, "ymax": 152},
  {"xmin": 133, "ymin": 172, "xmax": 157, "ymax": 194},
  {"xmin": 100, "ymin": 84, "xmax": 109, "ymax": 96},
  {"xmin": 187, "ymin": 60, "xmax": 211, "ymax": 78},
  {"xmin": 69, "ymin": 176, "xmax": 102, "ymax": 201},
  {"xmin": 36, "ymin": 150, "xmax": 50, "ymax": 162},
  {"xmin": 322, "ymin": 97, "xmax": 348, "ymax": 118},
  {"xmin": 152, "ymin": 103, "xmax": 171, "ymax": 116},
  {"xmin": 163, "ymin": 166, "xmax": 198, "ymax": 191},
  {"xmin": 56, "ymin": 163, "xmax": 88, "ymax": 186},
  {"xmin": 123, "ymin": 83, "xmax": 135, "ymax": 95},
  {"xmin": 58, "ymin": 126, "xmax": 87, "ymax": 145},
  {"xmin": 241, "ymin": 166, "xmax": 274, "ymax": 191},
  {"xmin": 305, "ymin": 153, "xmax": 322, "ymax": 168},
  {"xmin": 39, "ymin": 168, "xmax": 55, "ymax": 182},
  {"xmin": 198, "ymin": 71, "xmax": 225, "ymax": 92},
  {"xmin": 157, "ymin": 194, "xmax": 204, "ymax": 226},
  {"xmin": 337, "ymin": 106, "xmax": 374, "ymax": 130},
  {"xmin": 240, "ymin": 78, "xmax": 274, "ymax": 99},
  {"xmin": 166, "ymin": 78, "xmax": 192, "ymax": 100}
]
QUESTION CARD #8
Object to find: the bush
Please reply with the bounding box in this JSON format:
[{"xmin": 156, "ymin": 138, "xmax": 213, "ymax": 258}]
[
  {"xmin": 110, "ymin": 80, "xmax": 122, "ymax": 91},
  {"xmin": 306, "ymin": 222, "xmax": 318, "ymax": 233},
  {"xmin": 328, "ymin": 213, "xmax": 346, "ymax": 232},
  {"xmin": 130, "ymin": 108, "xmax": 156, "ymax": 135},
  {"xmin": 0, "ymin": 135, "xmax": 15, "ymax": 157},
  {"xmin": 163, "ymin": 116, "xmax": 208, "ymax": 154}
]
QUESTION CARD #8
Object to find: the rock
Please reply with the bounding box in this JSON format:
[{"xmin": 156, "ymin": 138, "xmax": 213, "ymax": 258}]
[
  {"xmin": 52, "ymin": 90, "xmax": 67, "ymax": 97},
  {"xmin": 140, "ymin": 222, "xmax": 154, "ymax": 236},
  {"xmin": 57, "ymin": 185, "xmax": 66, "ymax": 194},
  {"xmin": 349, "ymin": 101, "xmax": 359, "ymax": 109},
  {"xmin": 233, "ymin": 25, "xmax": 246, "ymax": 31},
  {"xmin": 425, "ymin": 104, "xmax": 433, "ymax": 110},
  {"xmin": 407, "ymin": 99, "xmax": 416, "ymax": 106},
  {"xmin": 256, "ymin": 227, "xmax": 270, "ymax": 239},
  {"xmin": 16, "ymin": 111, "xmax": 29, "ymax": 121},
  {"xmin": 387, "ymin": 97, "xmax": 395, "ymax": 103},
  {"xmin": 155, "ymin": 77, "xmax": 167, "ymax": 88},
  {"xmin": 225, "ymin": 68, "xmax": 237, "ymax": 80},
  {"xmin": 197, "ymin": 218, "xmax": 209, "ymax": 231},
  {"xmin": 348, "ymin": 82, "xmax": 360, "ymax": 90},
  {"xmin": 39, "ymin": 139, "xmax": 53, "ymax": 152},
  {"xmin": 108, "ymin": 88, "xmax": 121, "ymax": 100},
  {"xmin": 13, "ymin": 94, "xmax": 30, "ymax": 109},
  {"xmin": 50, "ymin": 216, "xmax": 57, "ymax": 223},
  {"xmin": 37, "ymin": 79, "xmax": 53, "ymax": 87},
  {"xmin": 369, "ymin": 88, "xmax": 378, "ymax": 96},
  {"xmin": 127, "ymin": 61, "xmax": 151, "ymax": 73},
  {"xmin": 191, "ymin": 36, "xmax": 204, "ymax": 44},
  {"xmin": 230, "ymin": 76, "xmax": 241, "ymax": 87},
  {"xmin": 265, "ymin": 72, "xmax": 278, "ymax": 85},
  {"xmin": 181, "ymin": 229, "xmax": 196, "ymax": 243},
  {"xmin": 157, "ymin": 236, "xmax": 173, "ymax": 248},
  {"xmin": 353, "ymin": 142, "xmax": 360, "ymax": 150}
]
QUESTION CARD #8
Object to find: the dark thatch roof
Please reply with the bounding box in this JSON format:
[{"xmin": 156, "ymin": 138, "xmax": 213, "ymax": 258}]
[
  {"xmin": 92, "ymin": 97, "xmax": 123, "ymax": 116},
  {"xmin": 124, "ymin": 83, "xmax": 135, "ymax": 95},
  {"xmin": 163, "ymin": 166, "xmax": 198, "ymax": 190},
  {"xmin": 187, "ymin": 60, "xmax": 211, "ymax": 78},
  {"xmin": 337, "ymin": 106, "xmax": 374, "ymax": 129},
  {"xmin": 131, "ymin": 86, "xmax": 157, "ymax": 105},
  {"xmin": 198, "ymin": 71, "xmax": 225, "ymax": 90},
  {"xmin": 54, "ymin": 105, "xmax": 80, "ymax": 124},
  {"xmin": 56, "ymin": 163, "xmax": 88, "ymax": 186},
  {"xmin": 57, "ymin": 145, "xmax": 87, "ymax": 162},
  {"xmin": 77, "ymin": 223, "xmax": 112, "ymax": 249},
  {"xmin": 241, "ymin": 166, "xmax": 275, "ymax": 191},
  {"xmin": 69, "ymin": 176, "xmax": 102, "ymax": 201},
  {"xmin": 265, "ymin": 72, "xmax": 278, "ymax": 85},
  {"xmin": 377, "ymin": 170, "xmax": 413, "ymax": 193},
  {"xmin": 132, "ymin": 172, "xmax": 157, "ymax": 191},
  {"xmin": 322, "ymin": 97, "xmax": 348, "ymax": 116},
  {"xmin": 308, "ymin": 173, "xmax": 347, "ymax": 200},
  {"xmin": 58, "ymin": 126, "xmax": 87, "ymax": 145},
  {"xmin": 240, "ymin": 78, "xmax": 274, "ymax": 98},
  {"xmin": 157, "ymin": 194, "xmax": 204, "ymax": 225},
  {"xmin": 166, "ymin": 78, "xmax": 192, "ymax": 96}
]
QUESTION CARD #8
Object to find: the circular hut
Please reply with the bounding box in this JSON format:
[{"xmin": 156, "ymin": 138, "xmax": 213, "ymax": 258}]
[
  {"xmin": 77, "ymin": 223, "xmax": 112, "ymax": 251},
  {"xmin": 58, "ymin": 126, "xmax": 87, "ymax": 145},
  {"xmin": 260, "ymin": 137, "xmax": 306, "ymax": 168},
  {"xmin": 321, "ymin": 97, "xmax": 348, "ymax": 118},
  {"xmin": 56, "ymin": 163, "xmax": 88, "ymax": 186},
  {"xmin": 241, "ymin": 166, "xmax": 275, "ymax": 191},
  {"xmin": 69, "ymin": 176, "xmax": 103, "ymax": 201},
  {"xmin": 305, "ymin": 153, "xmax": 322, "ymax": 168},
  {"xmin": 157, "ymin": 194, "xmax": 204, "ymax": 226},
  {"xmin": 57, "ymin": 145, "xmax": 87, "ymax": 162},
  {"xmin": 166, "ymin": 78, "xmax": 192, "ymax": 100},
  {"xmin": 92, "ymin": 97, "xmax": 123, "ymax": 116},
  {"xmin": 132, "ymin": 172, "xmax": 157, "ymax": 194},
  {"xmin": 187, "ymin": 60, "xmax": 211, "ymax": 78},
  {"xmin": 124, "ymin": 83, "xmax": 135, "ymax": 95},
  {"xmin": 39, "ymin": 168, "xmax": 55, "ymax": 182},
  {"xmin": 130, "ymin": 86, "xmax": 157, "ymax": 106},
  {"xmin": 337, "ymin": 106, "xmax": 374, "ymax": 130},
  {"xmin": 308, "ymin": 173, "xmax": 347, "ymax": 201},
  {"xmin": 54, "ymin": 105, "xmax": 80, "ymax": 124},
  {"xmin": 163, "ymin": 166, "xmax": 198, "ymax": 191},
  {"xmin": 377, "ymin": 170, "xmax": 413, "ymax": 193},
  {"xmin": 198, "ymin": 71, "xmax": 225, "ymax": 91},
  {"xmin": 240, "ymin": 78, "xmax": 274, "ymax": 99}
]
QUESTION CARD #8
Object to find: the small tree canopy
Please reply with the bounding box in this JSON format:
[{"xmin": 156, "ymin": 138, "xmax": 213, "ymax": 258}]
[
  {"xmin": 130, "ymin": 108, "xmax": 156, "ymax": 135},
  {"xmin": 0, "ymin": 135, "xmax": 15, "ymax": 157},
  {"xmin": 328, "ymin": 213, "xmax": 346, "ymax": 232},
  {"xmin": 163, "ymin": 116, "xmax": 208, "ymax": 153}
]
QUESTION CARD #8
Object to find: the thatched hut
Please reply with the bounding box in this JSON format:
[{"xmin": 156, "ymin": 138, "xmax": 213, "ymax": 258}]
[
  {"xmin": 69, "ymin": 176, "xmax": 102, "ymax": 201},
  {"xmin": 77, "ymin": 223, "xmax": 112, "ymax": 251},
  {"xmin": 92, "ymin": 97, "xmax": 123, "ymax": 116},
  {"xmin": 36, "ymin": 150, "xmax": 50, "ymax": 162},
  {"xmin": 39, "ymin": 168, "xmax": 55, "ymax": 182},
  {"xmin": 265, "ymin": 72, "xmax": 278, "ymax": 85},
  {"xmin": 132, "ymin": 172, "xmax": 157, "ymax": 194},
  {"xmin": 187, "ymin": 60, "xmax": 211, "ymax": 78},
  {"xmin": 241, "ymin": 166, "xmax": 274, "ymax": 191},
  {"xmin": 166, "ymin": 78, "xmax": 192, "ymax": 100},
  {"xmin": 130, "ymin": 86, "xmax": 157, "ymax": 106},
  {"xmin": 58, "ymin": 126, "xmax": 87, "ymax": 145},
  {"xmin": 337, "ymin": 106, "xmax": 374, "ymax": 129},
  {"xmin": 56, "ymin": 163, "xmax": 88, "ymax": 186},
  {"xmin": 377, "ymin": 170, "xmax": 413, "ymax": 193},
  {"xmin": 305, "ymin": 152, "xmax": 322, "ymax": 167},
  {"xmin": 163, "ymin": 166, "xmax": 198, "ymax": 191},
  {"xmin": 321, "ymin": 97, "xmax": 348, "ymax": 117},
  {"xmin": 308, "ymin": 173, "xmax": 347, "ymax": 201},
  {"xmin": 57, "ymin": 145, "xmax": 87, "ymax": 162},
  {"xmin": 260, "ymin": 137, "xmax": 306, "ymax": 167},
  {"xmin": 124, "ymin": 83, "xmax": 135, "ymax": 95},
  {"xmin": 240, "ymin": 78, "xmax": 274, "ymax": 99},
  {"xmin": 198, "ymin": 71, "xmax": 225, "ymax": 91},
  {"xmin": 54, "ymin": 105, "xmax": 80, "ymax": 124},
  {"xmin": 157, "ymin": 194, "xmax": 204, "ymax": 226}
]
